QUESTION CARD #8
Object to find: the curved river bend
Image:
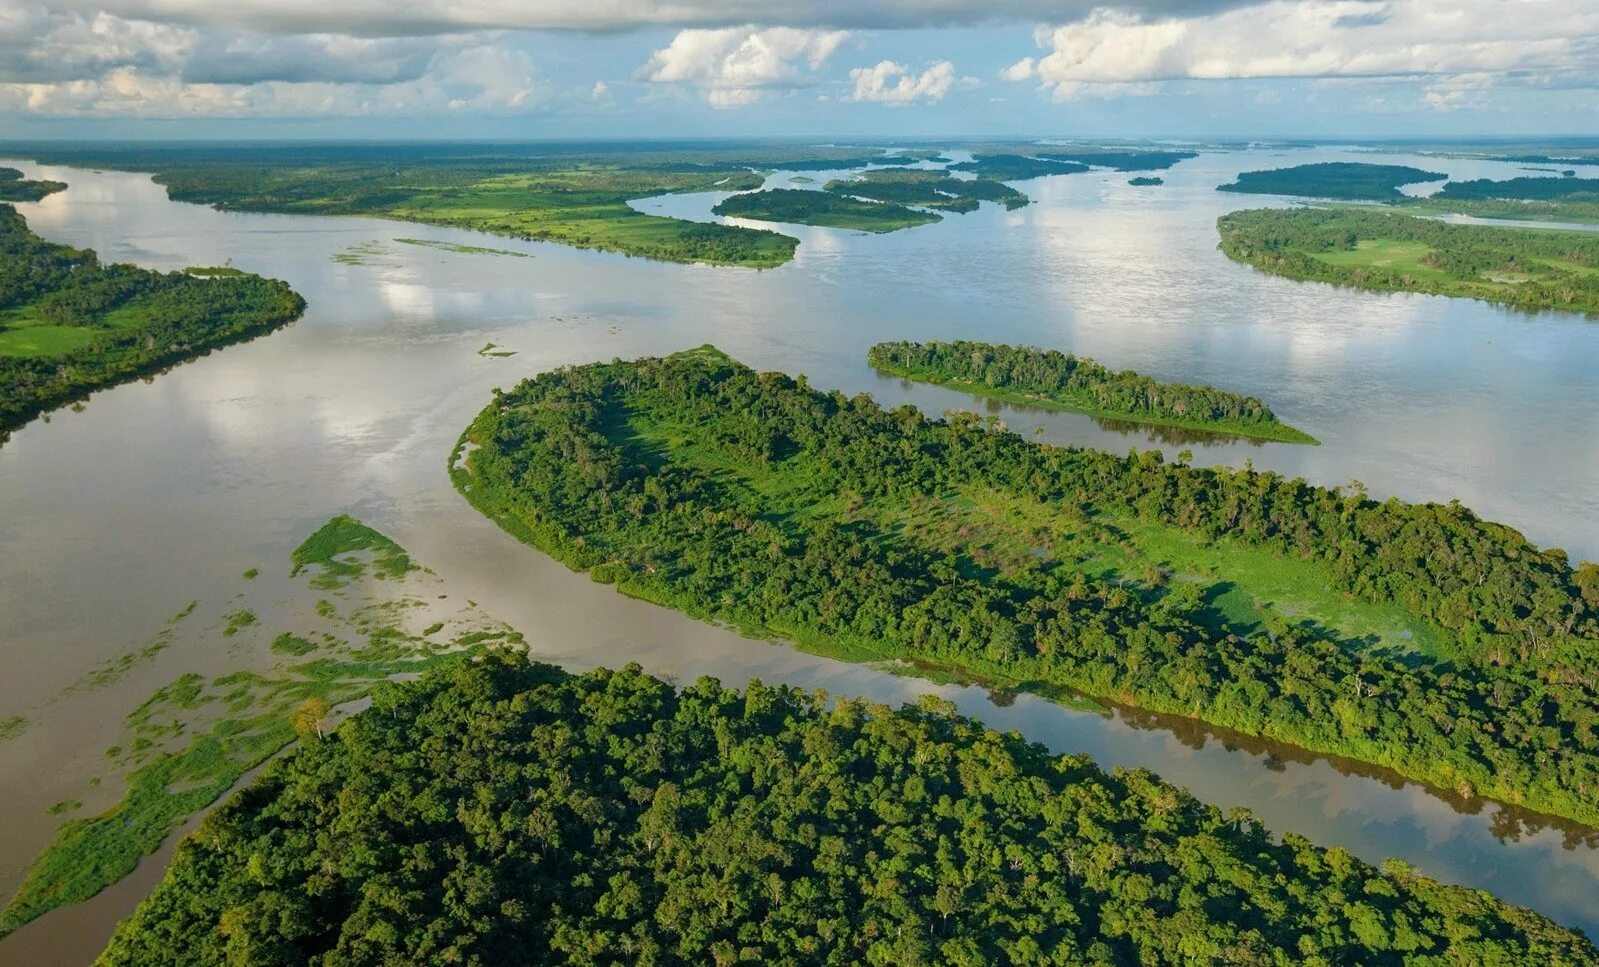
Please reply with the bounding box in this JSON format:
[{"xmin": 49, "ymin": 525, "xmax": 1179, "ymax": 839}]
[{"xmin": 2, "ymin": 148, "xmax": 1599, "ymax": 961}]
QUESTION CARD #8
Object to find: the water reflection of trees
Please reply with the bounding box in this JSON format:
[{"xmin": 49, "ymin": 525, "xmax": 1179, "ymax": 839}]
[{"xmin": 1114, "ymin": 701, "xmax": 1599, "ymax": 850}]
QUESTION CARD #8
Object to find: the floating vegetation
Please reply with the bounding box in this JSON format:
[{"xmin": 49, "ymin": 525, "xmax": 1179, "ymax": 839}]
[
  {"xmin": 477, "ymin": 342, "xmax": 517, "ymax": 358},
  {"xmin": 290, "ymin": 514, "xmax": 417, "ymax": 589},
  {"xmin": 393, "ymin": 237, "xmax": 531, "ymax": 258},
  {"xmin": 0, "ymin": 515, "xmax": 523, "ymax": 938}
]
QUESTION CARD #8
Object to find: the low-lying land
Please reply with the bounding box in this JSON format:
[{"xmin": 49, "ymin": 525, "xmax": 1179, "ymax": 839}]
[
  {"xmin": 826, "ymin": 169, "xmax": 1030, "ymax": 211},
  {"xmin": 711, "ymin": 188, "xmax": 941, "ymax": 232},
  {"xmin": 455, "ymin": 348, "xmax": 1599, "ymax": 826},
  {"xmin": 1128, "ymin": 176, "xmax": 1164, "ymax": 186},
  {"xmin": 868, "ymin": 340, "xmax": 1316, "ymax": 444},
  {"xmin": 1218, "ymin": 162, "xmax": 1447, "ymax": 200},
  {"xmin": 8, "ymin": 143, "xmax": 820, "ymax": 268},
  {"xmin": 1033, "ymin": 149, "xmax": 1196, "ymax": 171},
  {"xmin": 0, "ymin": 205, "xmax": 305, "ymax": 439},
  {"xmin": 0, "ymin": 167, "xmax": 65, "ymax": 202},
  {"xmin": 98, "ymin": 655, "xmax": 1598, "ymax": 965},
  {"xmin": 948, "ymin": 153, "xmax": 1090, "ymax": 180},
  {"xmin": 1218, "ymin": 207, "xmax": 1599, "ymax": 316},
  {"xmin": 1398, "ymin": 196, "xmax": 1599, "ymax": 225}
]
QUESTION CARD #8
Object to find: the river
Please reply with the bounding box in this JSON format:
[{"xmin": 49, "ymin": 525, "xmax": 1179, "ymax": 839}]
[{"xmin": 2, "ymin": 145, "xmax": 1598, "ymax": 962}]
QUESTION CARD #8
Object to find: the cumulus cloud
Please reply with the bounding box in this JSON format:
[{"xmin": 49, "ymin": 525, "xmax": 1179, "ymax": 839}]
[
  {"xmin": 849, "ymin": 60, "xmax": 974, "ymax": 104},
  {"xmin": 1008, "ymin": 0, "xmax": 1599, "ymax": 100},
  {"xmin": 638, "ymin": 27, "xmax": 849, "ymax": 107},
  {"xmin": 49, "ymin": 0, "xmax": 1251, "ymax": 36}
]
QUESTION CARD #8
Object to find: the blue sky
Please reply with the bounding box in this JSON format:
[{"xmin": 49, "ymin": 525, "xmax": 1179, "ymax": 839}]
[{"xmin": 2, "ymin": 1, "xmax": 1596, "ymax": 140}]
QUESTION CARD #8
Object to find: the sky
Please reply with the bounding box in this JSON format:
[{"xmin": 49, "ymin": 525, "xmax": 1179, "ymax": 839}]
[{"xmin": 1, "ymin": 0, "xmax": 1596, "ymax": 141}]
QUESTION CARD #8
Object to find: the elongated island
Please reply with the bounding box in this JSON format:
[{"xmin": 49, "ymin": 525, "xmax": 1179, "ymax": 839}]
[
  {"xmin": 867, "ymin": 340, "xmax": 1318, "ymax": 444},
  {"xmin": 453, "ymin": 347, "xmax": 1599, "ymax": 827}
]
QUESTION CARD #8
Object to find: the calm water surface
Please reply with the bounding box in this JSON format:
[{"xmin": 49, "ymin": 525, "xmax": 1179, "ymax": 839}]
[{"xmin": 3, "ymin": 147, "xmax": 1599, "ymax": 961}]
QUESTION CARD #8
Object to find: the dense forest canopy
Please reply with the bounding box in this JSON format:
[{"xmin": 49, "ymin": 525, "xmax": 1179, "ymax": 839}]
[
  {"xmin": 946, "ymin": 155, "xmax": 1092, "ymax": 181},
  {"xmin": 0, "ymin": 167, "xmax": 66, "ymax": 202},
  {"xmin": 1217, "ymin": 207, "xmax": 1599, "ymax": 316},
  {"xmin": 99, "ymin": 656, "xmax": 1599, "ymax": 966},
  {"xmin": 1033, "ymin": 150, "xmax": 1197, "ymax": 172},
  {"xmin": 454, "ymin": 348, "xmax": 1599, "ymax": 826},
  {"xmin": 711, "ymin": 190, "xmax": 941, "ymax": 233},
  {"xmin": 867, "ymin": 340, "xmax": 1314, "ymax": 444},
  {"xmin": 825, "ymin": 170, "xmax": 1030, "ymax": 212},
  {"xmin": 0, "ymin": 204, "xmax": 304, "ymax": 438},
  {"xmin": 1436, "ymin": 177, "xmax": 1599, "ymax": 202},
  {"xmin": 1217, "ymin": 163, "xmax": 1448, "ymax": 200}
]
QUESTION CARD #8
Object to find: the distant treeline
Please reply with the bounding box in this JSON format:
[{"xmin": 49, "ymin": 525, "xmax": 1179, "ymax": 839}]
[
  {"xmin": 867, "ymin": 340, "xmax": 1315, "ymax": 443},
  {"xmin": 1436, "ymin": 177, "xmax": 1599, "ymax": 202},
  {"xmin": 0, "ymin": 204, "xmax": 305, "ymax": 437},
  {"xmin": 99, "ymin": 656, "xmax": 1599, "ymax": 965},
  {"xmin": 456, "ymin": 349, "xmax": 1599, "ymax": 825}
]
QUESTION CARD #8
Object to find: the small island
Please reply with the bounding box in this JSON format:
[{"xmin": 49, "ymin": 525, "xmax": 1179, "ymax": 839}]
[
  {"xmin": 1128, "ymin": 176, "xmax": 1164, "ymax": 186},
  {"xmin": 1218, "ymin": 162, "xmax": 1447, "ymax": 200},
  {"xmin": 711, "ymin": 188, "xmax": 940, "ymax": 232},
  {"xmin": 868, "ymin": 339, "xmax": 1317, "ymax": 444},
  {"xmin": 0, "ymin": 204, "xmax": 306, "ymax": 439},
  {"xmin": 826, "ymin": 169, "xmax": 1030, "ymax": 211},
  {"xmin": 0, "ymin": 167, "xmax": 66, "ymax": 202},
  {"xmin": 1217, "ymin": 207, "xmax": 1599, "ymax": 316}
]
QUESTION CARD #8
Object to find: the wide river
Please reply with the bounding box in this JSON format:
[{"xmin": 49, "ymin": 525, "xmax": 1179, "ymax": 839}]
[{"xmin": 2, "ymin": 146, "xmax": 1599, "ymax": 962}]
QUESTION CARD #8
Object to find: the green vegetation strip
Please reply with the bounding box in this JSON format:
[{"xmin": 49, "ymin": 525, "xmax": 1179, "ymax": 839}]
[
  {"xmin": 145, "ymin": 158, "xmax": 797, "ymax": 267},
  {"xmin": 0, "ymin": 205, "xmax": 305, "ymax": 439},
  {"xmin": 712, "ymin": 189, "xmax": 941, "ymax": 233},
  {"xmin": 99, "ymin": 657, "xmax": 1598, "ymax": 965},
  {"xmin": 1218, "ymin": 207, "xmax": 1599, "ymax": 317},
  {"xmin": 1217, "ymin": 162, "xmax": 1446, "ymax": 200},
  {"xmin": 868, "ymin": 340, "xmax": 1317, "ymax": 444},
  {"xmin": 454, "ymin": 348, "xmax": 1599, "ymax": 826},
  {"xmin": 0, "ymin": 167, "xmax": 66, "ymax": 202},
  {"xmin": 825, "ymin": 169, "xmax": 1030, "ymax": 212}
]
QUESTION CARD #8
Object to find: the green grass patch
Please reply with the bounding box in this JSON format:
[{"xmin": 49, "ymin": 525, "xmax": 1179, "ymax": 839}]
[{"xmin": 290, "ymin": 514, "xmax": 416, "ymax": 589}]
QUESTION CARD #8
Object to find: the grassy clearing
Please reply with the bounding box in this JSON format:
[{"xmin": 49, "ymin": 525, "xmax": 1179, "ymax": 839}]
[{"xmin": 617, "ymin": 401, "xmax": 1441, "ymax": 661}]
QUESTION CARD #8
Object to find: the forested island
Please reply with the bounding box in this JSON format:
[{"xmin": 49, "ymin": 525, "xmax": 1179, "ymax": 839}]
[
  {"xmin": 947, "ymin": 154, "xmax": 1091, "ymax": 180},
  {"xmin": 1128, "ymin": 176, "xmax": 1164, "ymax": 187},
  {"xmin": 0, "ymin": 167, "xmax": 66, "ymax": 202},
  {"xmin": 1218, "ymin": 162, "xmax": 1447, "ymax": 200},
  {"xmin": 455, "ymin": 348, "xmax": 1599, "ymax": 826},
  {"xmin": 867, "ymin": 340, "xmax": 1316, "ymax": 444},
  {"xmin": 99, "ymin": 654, "xmax": 1599, "ymax": 965},
  {"xmin": 1217, "ymin": 207, "xmax": 1599, "ymax": 316},
  {"xmin": 0, "ymin": 205, "xmax": 305, "ymax": 438},
  {"xmin": 949, "ymin": 149, "xmax": 1194, "ymax": 181},
  {"xmin": 712, "ymin": 189, "xmax": 941, "ymax": 232},
  {"xmin": 1436, "ymin": 176, "xmax": 1599, "ymax": 202},
  {"xmin": 826, "ymin": 169, "xmax": 1030, "ymax": 211}
]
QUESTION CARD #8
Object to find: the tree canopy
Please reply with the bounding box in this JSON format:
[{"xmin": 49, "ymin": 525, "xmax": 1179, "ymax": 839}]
[{"xmin": 98, "ymin": 655, "xmax": 1599, "ymax": 966}]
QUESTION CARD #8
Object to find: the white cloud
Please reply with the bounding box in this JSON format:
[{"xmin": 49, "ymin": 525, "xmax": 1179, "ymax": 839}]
[
  {"xmin": 849, "ymin": 60, "xmax": 974, "ymax": 104},
  {"xmin": 638, "ymin": 26, "xmax": 849, "ymax": 107},
  {"xmin": 46, "ymin": 0, "xmax": 1248, "ymax": 36},
  {"xmin": 1009, "ymin": 0, "xmax": 1599, "ymax": 100}
]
